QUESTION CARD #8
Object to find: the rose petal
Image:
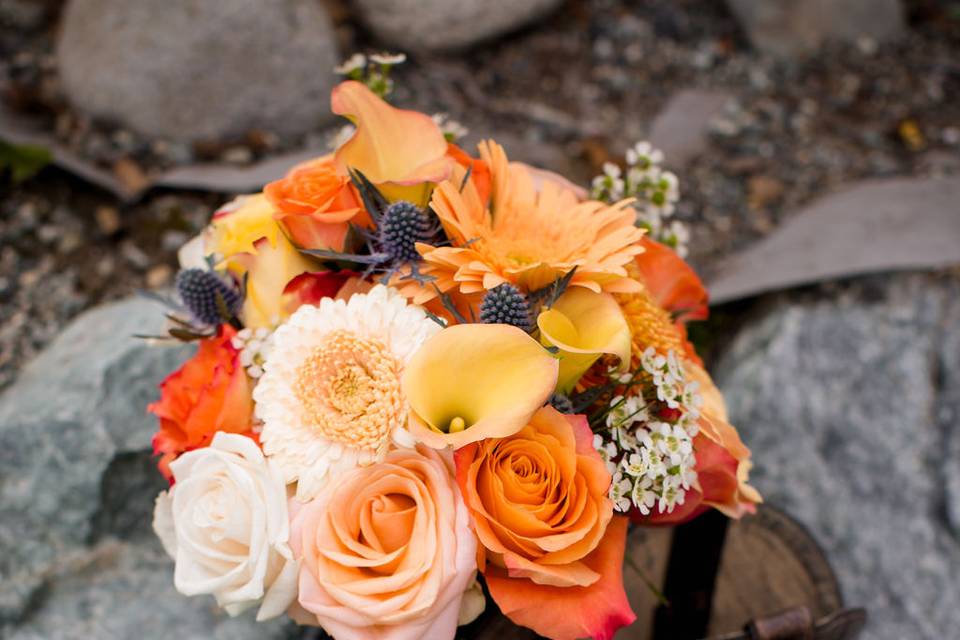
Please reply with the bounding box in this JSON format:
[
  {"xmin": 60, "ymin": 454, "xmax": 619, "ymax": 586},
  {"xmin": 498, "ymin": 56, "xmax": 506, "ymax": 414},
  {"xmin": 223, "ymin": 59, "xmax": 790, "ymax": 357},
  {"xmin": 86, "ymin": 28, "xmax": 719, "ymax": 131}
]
[{"xmin": 485, "ymin": 516, "xmax": 636, "ymax": 640}]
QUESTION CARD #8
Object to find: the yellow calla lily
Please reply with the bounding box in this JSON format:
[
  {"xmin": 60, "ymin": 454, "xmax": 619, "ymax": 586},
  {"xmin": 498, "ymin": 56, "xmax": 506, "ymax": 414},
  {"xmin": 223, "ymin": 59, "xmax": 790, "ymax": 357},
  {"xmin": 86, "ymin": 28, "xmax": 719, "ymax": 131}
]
[
  {"xmin": 537, "ymin": 288, "xmax": 632, "ymax": 393},
  {"xmin": 225, "ymin": 233, "xmax": 318, "ymax": 329},
  {"xmin": 402, "ymin": 323, "xmax": 559, "ymax": 449},
  {"xmin": 207, "ymin": 194, "xmax": 282, "ymax": 258},
  {"xmin": 331, "ymin": 80, "xmax": 453, "ymax": 205}
]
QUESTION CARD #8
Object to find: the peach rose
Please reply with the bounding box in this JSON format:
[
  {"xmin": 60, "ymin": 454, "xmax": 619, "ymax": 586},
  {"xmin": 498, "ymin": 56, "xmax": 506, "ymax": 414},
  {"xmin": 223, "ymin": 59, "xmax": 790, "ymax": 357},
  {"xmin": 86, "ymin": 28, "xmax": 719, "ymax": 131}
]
[
  {"xmin": 289, "ymin": 445, "xmax": 478, "ymax": 640},
  {"xmin": 264, "ymin": 155, "xmax": 370, "ymax": 251},
  {"xmin": 454, "ymin": 406, "xmax": 635, "ymax": 639},
  {"xmin": 149, "ymin": 325, "xmax": 254, "ymax": 481}
]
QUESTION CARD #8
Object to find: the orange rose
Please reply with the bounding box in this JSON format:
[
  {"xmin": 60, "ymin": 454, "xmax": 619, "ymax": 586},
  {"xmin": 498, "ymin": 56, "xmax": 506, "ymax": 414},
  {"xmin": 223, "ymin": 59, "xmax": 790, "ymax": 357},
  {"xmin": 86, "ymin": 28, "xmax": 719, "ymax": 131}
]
[
  {"xmin": 264, "ymin": 155, "xmax": 370, "ymax": 251},
  {"xmin": 149, "ymin": 325, "xmax": 254, "ymax": 481},
  {"xmin": 454, "ymin": 407, "xmax": 635, "ymax": 639}
]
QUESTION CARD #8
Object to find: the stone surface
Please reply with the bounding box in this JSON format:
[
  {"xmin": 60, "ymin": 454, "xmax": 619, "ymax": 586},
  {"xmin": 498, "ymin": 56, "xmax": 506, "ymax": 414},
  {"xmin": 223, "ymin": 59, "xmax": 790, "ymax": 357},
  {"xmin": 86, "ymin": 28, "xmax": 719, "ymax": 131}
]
[
  {"xmin": 707, "ymin": 177, "xmax": 960, "ymax": 303},
  {"xmin": 0, "ymin": 298, "xmax": 293, "ymax": 638},
  {"xmin": 353, "ymin": 0, "xmax": 564, "ymax": 52},
  {"xmin": 726, "ymin": 0, "xmax": 905, "ymax": 58},
  {"xmin": 56, "ymin": 0, "xmax": 339, "ymax": 142},
  {"xmin": 714, "ymin": 272, "xmax": 960, "ymax": 639},
  {"xmin": 648, "ymin": 89, "xmax": 732, "ymax": 168}
]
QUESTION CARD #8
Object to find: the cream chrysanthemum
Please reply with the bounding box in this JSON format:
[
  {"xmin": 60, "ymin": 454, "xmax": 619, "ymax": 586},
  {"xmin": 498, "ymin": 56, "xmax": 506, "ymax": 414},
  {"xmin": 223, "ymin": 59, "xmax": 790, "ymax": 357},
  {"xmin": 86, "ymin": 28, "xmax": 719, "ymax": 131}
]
[{"xmin": 254, "ymin": 285, "xmax": 440, "ymax": 501}]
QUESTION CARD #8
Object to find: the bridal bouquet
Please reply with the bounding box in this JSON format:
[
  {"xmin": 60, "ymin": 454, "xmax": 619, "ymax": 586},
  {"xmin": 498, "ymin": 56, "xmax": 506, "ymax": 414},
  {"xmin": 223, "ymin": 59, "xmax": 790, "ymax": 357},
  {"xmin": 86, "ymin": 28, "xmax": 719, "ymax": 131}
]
[{"xmin": 147, "ymin": 56, "xmax": 760, "ymax": 640}]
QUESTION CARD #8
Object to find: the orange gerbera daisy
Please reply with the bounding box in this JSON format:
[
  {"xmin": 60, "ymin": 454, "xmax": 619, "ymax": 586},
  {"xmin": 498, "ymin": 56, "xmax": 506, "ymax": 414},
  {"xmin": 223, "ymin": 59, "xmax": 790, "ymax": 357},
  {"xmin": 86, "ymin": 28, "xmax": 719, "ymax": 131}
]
[{"xmin": 398, "ymin": 141, "xmax": 645, "ymax": 305}]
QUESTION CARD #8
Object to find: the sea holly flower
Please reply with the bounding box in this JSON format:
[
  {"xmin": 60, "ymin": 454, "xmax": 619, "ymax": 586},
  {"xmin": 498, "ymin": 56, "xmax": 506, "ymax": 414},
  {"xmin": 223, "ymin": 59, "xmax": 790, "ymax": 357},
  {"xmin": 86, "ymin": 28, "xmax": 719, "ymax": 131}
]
[
  {"xmin": 402, "ymin": 323, "xmax": 558, "ymax": 449},
  {"xmin": 331, "ymin": 80, "xmax": 453, "ymax": 204},
  {"xmin": 537, "ymin": 287, "xmax": 632, "ymax": 392}
]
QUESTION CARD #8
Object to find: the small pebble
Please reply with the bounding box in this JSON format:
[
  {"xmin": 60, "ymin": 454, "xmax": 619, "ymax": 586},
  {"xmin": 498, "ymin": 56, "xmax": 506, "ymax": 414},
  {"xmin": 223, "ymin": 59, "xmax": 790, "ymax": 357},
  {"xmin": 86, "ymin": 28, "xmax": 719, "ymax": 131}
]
[
  {"xmin": 95, "ymin": 206, "xmax": 121, "ymax": 235},
  {"xmin": 146, "ymin": 264, "xmax": 173, "ymax": 289},
  {"xmin": 220, "ymin": 146, "xmax": 254, "ymax": 165}
]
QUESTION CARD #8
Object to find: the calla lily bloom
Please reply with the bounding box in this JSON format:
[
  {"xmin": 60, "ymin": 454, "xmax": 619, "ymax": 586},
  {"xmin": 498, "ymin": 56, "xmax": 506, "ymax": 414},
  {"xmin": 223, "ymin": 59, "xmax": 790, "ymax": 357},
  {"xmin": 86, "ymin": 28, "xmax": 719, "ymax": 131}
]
[
  {"xmin": 331, "ymin": 80, "xmax": 453, "ymax": 204},
  {"xmin": 537, "ymin": 288, "xmax": 632, "ymax": 393},
  {"xmin": 207, "ymin": 194, "xmax": 282, "ymax": 259},
  {"xmin": 402, "ymin": 323, "xmax": 559, "ymax": 449},
  {"xmin": 225, "ymin": 234, "xmax": 319, "ymax": 329}
]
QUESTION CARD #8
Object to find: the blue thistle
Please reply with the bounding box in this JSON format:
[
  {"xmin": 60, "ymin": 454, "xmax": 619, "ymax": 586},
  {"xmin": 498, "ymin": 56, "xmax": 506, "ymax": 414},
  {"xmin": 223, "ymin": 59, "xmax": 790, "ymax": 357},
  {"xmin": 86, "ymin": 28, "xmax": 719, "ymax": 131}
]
[
  {"xmin": 175, "ymin": 268, "xmax": 241, "ymax": 326},
  {"xmin": 378, "ymin": 201, "xmax": 435, "ymax": 264},
  {"xmin": 479, "ymin": 283, "xmax": 532, "ymax": 331}
]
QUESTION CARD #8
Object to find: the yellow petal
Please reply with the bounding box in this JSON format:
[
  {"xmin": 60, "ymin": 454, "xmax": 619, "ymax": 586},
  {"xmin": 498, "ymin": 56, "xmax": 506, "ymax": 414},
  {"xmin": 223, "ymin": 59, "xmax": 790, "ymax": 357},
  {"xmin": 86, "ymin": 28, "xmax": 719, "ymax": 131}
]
[
  {"xmin": 225, "ymin": 233, "xmax": 318, "ymax": 329},
  {"xmin": 331, "ymin": 80, "xmax": 452, "ymax": 205},
  {"xmin": 207, "ymin": 194, "xmax": 282, "ymax": 258},
  {"xmin": 402, "ymin": 324, "xmax": 559, "ymax": 449},
  {"xmin": 537, "ymin": 288, "xmax": 631, "ymax": 392}
]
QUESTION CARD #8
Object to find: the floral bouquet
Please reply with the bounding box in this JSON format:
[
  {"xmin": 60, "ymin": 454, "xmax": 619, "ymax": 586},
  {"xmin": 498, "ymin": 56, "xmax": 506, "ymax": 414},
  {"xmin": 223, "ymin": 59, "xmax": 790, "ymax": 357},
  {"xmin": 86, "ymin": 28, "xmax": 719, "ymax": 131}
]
[{"xmin": 147, "ymin": 55, "xmax": 761, "ymax": 640}]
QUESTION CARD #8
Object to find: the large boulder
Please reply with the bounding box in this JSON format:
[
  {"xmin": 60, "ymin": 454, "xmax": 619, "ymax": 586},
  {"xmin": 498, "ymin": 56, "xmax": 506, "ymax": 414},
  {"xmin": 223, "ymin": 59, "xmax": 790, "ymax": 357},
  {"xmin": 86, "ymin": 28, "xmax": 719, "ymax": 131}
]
[
  {"xmin": 726, "ymin": 0, "xmax": 905, "ymax": 58},
  {"xmin": 56, "ymin": 0, "xmax": 340, "ymax": 142},
  {"xmin": 0, "ymin": 298, "xmax": 295, "ymax": 638},
  {"xmin": 714, "ymin": 273, "xmax": 960, "ymax": 639},
  {"xmin": 353, "ymin": 0, "xmax": 564, "ymax": 52}
]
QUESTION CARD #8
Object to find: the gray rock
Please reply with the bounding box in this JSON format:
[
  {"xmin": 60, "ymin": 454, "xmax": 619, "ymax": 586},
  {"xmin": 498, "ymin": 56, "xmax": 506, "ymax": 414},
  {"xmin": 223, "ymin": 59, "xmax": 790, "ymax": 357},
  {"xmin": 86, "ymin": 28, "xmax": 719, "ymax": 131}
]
[
  {"xmin": 0, "ymin": 298, "xmax": 294, "ymax": 638},
  {"xmin": 647, "ymin": 89, "xmax": 733, "ymax": 168},
  {"xmin": 714, "ymin": 273, "xmax": 960, "ymax": 639},
  {"xmin": 707, "ymin": 177, "xmax": 960, "ymax": 304},
  {"xmin": 56, "ymin": 0, "xmax": 339, "ymax": 142},
  {"xmin": 353, "ymin": 0, "xmax": 563, "ymax": 52},
  {"xmin": 726, "ymin": 0, "xmax": 905, "ymax": 58}
]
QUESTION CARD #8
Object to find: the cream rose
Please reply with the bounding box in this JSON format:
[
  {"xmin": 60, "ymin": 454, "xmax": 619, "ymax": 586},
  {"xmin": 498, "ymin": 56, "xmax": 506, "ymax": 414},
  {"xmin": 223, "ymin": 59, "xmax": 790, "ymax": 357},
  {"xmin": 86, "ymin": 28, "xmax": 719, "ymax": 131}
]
[
  {"xmin": 289, "ymin": 445, "xmax": 479, "ymax": 640},
  {"xmin": 152, "ymin": 432, "xmax": 298, "ymax": 620}
]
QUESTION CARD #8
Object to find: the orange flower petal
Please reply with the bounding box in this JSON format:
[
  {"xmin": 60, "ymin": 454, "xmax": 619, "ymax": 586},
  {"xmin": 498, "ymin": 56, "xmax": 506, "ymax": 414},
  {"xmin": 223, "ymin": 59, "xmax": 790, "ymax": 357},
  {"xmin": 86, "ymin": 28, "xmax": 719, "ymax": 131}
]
[
  {"xmin": 634, "ymin": 237, "xmax": 709, "ymax": 321},
  {"xmin": 403, "ymin": 324, "xmax": 558, "ymax": 449},
  {"xmin": 331, "ymin": 80, "xmax": 452, "ymax": 201},
  {"xmin": 484, "ymin": 516, "xmax": 636, "ymax": 640}
]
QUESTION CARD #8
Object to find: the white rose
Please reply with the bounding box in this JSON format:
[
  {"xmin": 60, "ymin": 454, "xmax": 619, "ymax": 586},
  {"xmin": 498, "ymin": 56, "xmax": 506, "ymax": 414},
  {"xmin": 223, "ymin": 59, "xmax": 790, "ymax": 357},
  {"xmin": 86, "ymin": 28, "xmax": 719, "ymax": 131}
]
[{"xmin": 152, "ymin": 432, "xmax": 298, "ymax": 620}]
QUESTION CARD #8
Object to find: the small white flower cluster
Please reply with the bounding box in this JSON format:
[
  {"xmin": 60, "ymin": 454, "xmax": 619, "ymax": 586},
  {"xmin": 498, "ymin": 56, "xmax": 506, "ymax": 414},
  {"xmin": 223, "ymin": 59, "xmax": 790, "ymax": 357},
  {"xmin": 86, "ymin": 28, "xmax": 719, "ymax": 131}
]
[
  {"xmin": 590, "ymin": 141, "xmax": 689, "ymax": 257},
  {"xmin": 431, "ymin": 113, "xmax": 469, "ymax": 142},
  {"xmin": 231, "ymin": 327, "xmax": 273, "ymax": 379},
  {"xmin": 593, "ymin": 348, "xmax": 702, "ymax": 516},
  {"xmin": 333, "ymin": 52, "xmax": 407, "ymax": 99}
]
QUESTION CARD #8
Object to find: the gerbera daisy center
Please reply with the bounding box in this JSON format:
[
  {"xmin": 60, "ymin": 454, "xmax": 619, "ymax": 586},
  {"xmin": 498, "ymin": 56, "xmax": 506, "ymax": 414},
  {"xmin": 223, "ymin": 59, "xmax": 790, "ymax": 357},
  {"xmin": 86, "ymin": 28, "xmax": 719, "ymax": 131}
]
[{"xmin": 293, "ymin": 330, "xmax": 402, "ymax": 450}]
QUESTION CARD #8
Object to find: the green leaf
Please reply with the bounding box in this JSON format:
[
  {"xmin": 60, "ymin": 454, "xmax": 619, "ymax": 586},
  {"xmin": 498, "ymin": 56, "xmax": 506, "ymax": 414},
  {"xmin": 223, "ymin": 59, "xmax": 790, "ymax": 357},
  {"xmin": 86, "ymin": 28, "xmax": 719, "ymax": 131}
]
[{"xmin": 0, "ymin": 141, "xmax": 52, "ymax": 183}]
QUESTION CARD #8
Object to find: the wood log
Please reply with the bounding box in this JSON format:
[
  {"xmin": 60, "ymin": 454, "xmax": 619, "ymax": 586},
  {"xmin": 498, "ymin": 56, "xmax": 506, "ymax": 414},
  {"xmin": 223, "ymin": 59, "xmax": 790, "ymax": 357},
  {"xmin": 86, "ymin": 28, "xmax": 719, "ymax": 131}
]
[{"xmin": 463, "ymin": 505, "xmax": 844, "ymax": 639}]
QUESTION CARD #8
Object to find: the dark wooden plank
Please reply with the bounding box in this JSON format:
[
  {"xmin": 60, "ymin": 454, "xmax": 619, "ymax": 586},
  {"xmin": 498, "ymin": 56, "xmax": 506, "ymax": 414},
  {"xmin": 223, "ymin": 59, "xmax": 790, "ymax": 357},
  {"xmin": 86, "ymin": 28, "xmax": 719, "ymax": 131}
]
[{"xmin": 468, "ymin": 505, "xmax": 841, "ymax": 639}]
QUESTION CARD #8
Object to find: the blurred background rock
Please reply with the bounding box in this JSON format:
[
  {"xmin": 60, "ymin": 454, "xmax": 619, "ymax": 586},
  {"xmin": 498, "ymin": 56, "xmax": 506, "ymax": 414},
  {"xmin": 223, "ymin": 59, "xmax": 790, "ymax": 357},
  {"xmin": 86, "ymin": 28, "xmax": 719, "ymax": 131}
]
[{"xmin": 1, "ymin": 0, "xmax": 959, "ymax": 638}]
